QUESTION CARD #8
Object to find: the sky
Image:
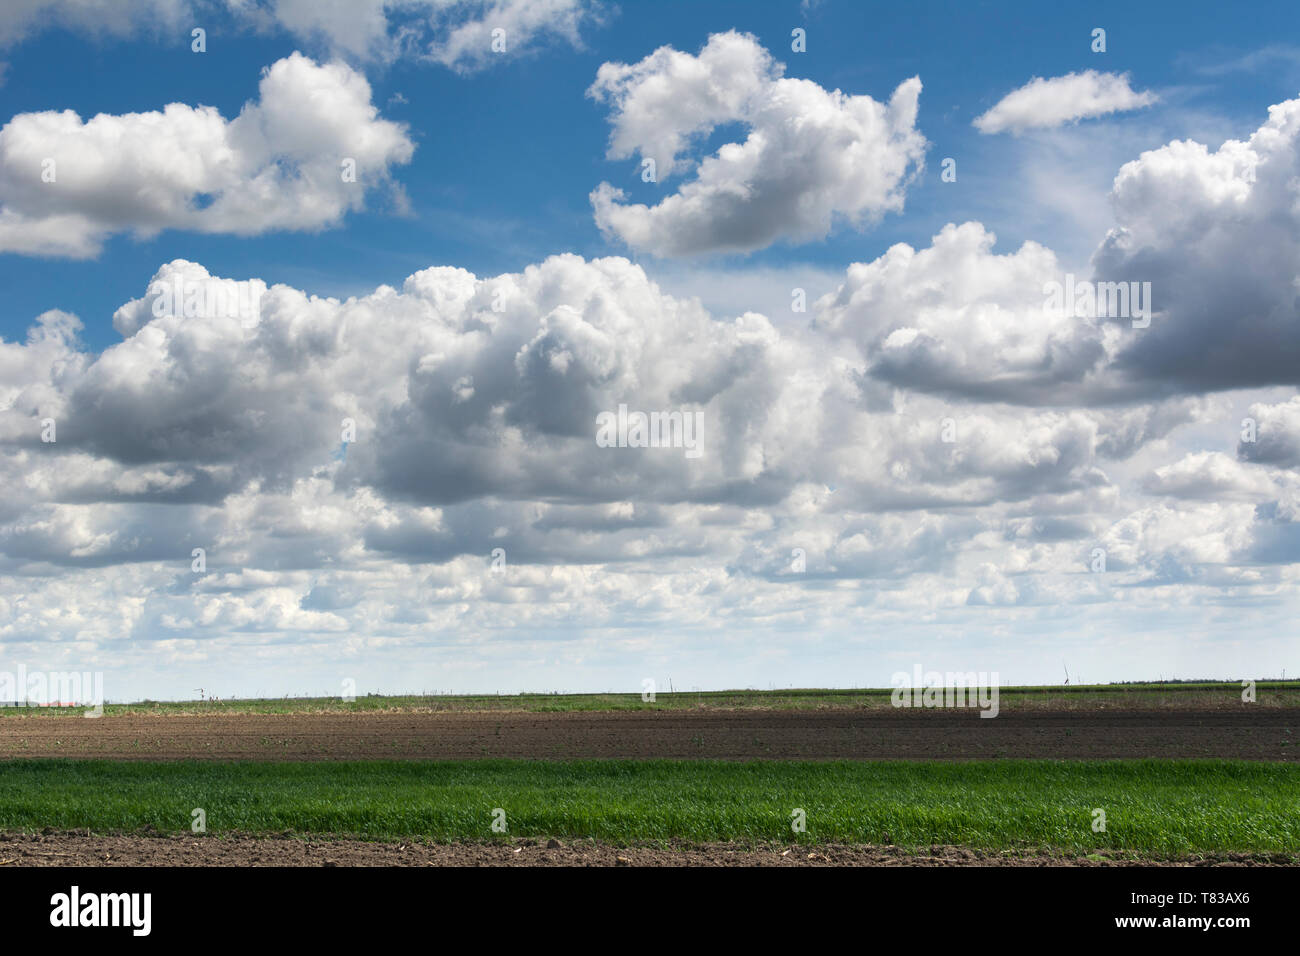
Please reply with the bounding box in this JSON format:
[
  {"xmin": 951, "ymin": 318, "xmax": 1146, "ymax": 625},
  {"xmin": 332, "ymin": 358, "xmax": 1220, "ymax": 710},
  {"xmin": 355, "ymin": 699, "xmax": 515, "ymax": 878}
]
[{"xmin": 0, "ymin": 0, "xmax": 1298, "ymax": 702}]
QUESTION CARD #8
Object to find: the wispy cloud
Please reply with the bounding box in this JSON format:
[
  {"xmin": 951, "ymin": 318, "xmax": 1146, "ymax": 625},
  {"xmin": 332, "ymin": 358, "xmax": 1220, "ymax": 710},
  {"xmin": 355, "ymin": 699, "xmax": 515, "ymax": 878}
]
[{"xmin": 974, "ymin": 70, "xmax": 1158, "ymax": 135}]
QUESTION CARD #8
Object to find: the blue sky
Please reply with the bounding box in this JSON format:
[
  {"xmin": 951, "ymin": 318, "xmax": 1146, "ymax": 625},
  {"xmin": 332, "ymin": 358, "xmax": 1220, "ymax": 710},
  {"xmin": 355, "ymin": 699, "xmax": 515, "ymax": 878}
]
[{"xmin": 0, "ymin": 0, "xmax": 1298, "ymax": 701}]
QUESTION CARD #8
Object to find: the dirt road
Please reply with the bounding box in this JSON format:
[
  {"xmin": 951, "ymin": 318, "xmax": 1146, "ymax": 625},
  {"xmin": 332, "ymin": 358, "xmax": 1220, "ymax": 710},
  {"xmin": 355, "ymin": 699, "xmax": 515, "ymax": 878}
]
[{"xmin": 0, "ymin": 831, "xmax": 1290, "ymax": 866}]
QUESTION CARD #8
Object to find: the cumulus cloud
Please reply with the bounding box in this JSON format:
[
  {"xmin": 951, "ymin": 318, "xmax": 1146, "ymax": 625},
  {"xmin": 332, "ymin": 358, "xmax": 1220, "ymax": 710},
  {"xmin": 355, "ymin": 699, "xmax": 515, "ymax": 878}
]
[
  {"xmin": 1095, "ymin": 97, "xmax": 1300, "ymax": 392},
  {"xmin": 813, "ymin": 222, "xmax": 1107, "ymax": 404},
  {"xmin": 588, "ymin": 31, "xmax": 927, "ymax": 256},
  {"xmin": 14, "ymin": 253, "xmax": 1105, "ymax": 531},
  {"xmin": 4, "ymin": 255, "xmax": 800, "ymax": 513},
  {"xmin": 973, "ymin": 70, "xmax": 1157, "ymax": 134},
  {"xmin": 0, "ymin": 254, "xmax": 1137, "ymax": 562},
  {"xmin": 1142, "ymin": 451, "xmax": 1277, "ymax": 500},
  {"xmin": 1, "ymin": 251, "xmax": 1297, "ymax": 694},
  {"xmin": 808, "ymin": 96, "xmax": 1300, "ymax": 407},
  {"xmin": 1239, "ymin": 397, "xmax": 1300, "ymax": 467},
  {"xmin": 1094, "ymin": 503, "xmax": 1241, "ymax": 578},
  {"xmin": 0, "ymin": 53, "xmax": 413, "ymax": 257}
]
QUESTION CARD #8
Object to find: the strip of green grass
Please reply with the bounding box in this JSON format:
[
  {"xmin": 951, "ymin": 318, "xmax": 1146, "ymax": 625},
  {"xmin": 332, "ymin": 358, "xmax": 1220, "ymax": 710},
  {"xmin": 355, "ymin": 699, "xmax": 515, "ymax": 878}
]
[
  {"xmin": 0, "ymin": 759, "xmax": 1295, "ymax": 855},
  {"xmin": 5, "ymin": 681, "xmax": 1298, "ymax": 716}
]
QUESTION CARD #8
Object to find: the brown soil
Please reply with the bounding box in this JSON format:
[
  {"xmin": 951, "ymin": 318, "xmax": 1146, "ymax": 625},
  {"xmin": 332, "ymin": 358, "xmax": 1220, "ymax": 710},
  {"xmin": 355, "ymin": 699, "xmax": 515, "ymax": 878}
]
[
  {"xmin": 0, "ymin": 707, "xmax": 1293, "ymax": 761},
  {"xmin": 0, "ymin": 830, "xmax": 1291, "ymax": 866}
]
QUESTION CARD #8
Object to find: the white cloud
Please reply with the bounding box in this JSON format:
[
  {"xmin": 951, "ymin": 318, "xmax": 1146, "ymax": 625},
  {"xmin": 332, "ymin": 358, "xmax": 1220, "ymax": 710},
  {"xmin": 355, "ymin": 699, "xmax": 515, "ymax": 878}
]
[
  {"xmin": 588, "ymin": 29, "xmax": 776, "ymax": 177},
  {"xmin": 0, "ymin": 53, "xmax": 413, "ymax": 257},
  {"xmin": 258, "ymin": 0, "xmax": 599, "ymax": 69},
  {"xmin": 1095, "ymin": 97, "xmax": 1300, "ymax": 392},
  {"xmin": 1, "ymin": 250, "xmax": 1297, "ymax": 693},
  {"xmin": 0, "ymin": 0, "xmax": 191, "ymax": 47},
  {"xmin": 0, "ymin": 1, "xmax": 601, "ymax": 71},
  {"xmin": 1142, "ymin": 451, "xmax": 1277, "ymax": 500},
  {"xmin": 588, "ymin": 31, "xmax": 927, "ymax": 256},
  {"xmin": 812, "ymin": 96, "xmax": 1300, "ymax": 406},
  {"xmin": 424, "ymin": 0, "xmax": 596, "ymax": 72},
  {"xmin": 974, "ymin": 70, "xmax": 1157, "ymax": 134},
  {"xmin": 813, "ymin": 222, "xmax": 1108, "ymax": 404},
  {"xmin": 261, "ymin": 0, "xmax": 402, "ymax": 62},
  {"xmin": 0, "ymin": 253, "xmax": 1142, "ymax": 546},
  {"xmin": 1239, "ymin": 397, "xmax": 1300, "ymax": 467}
]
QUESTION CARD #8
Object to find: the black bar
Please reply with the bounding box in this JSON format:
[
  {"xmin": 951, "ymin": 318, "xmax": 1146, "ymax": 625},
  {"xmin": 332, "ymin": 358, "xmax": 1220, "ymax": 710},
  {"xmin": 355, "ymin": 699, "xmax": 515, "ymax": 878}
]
[{"xmin": 0, "ymin": 864, "xmax": 1281, "ymax": 942}]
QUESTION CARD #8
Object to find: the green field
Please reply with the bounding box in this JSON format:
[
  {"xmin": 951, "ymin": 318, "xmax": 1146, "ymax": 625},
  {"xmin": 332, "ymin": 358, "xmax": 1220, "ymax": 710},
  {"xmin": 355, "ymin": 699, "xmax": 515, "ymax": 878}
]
[
  {"xmin": 5, "ymin": 680, "xmax": 1298, "ymax": 716},
  {"xmin": 1, "ymin": 758, "xmax": 1296, "ymax": 857}
]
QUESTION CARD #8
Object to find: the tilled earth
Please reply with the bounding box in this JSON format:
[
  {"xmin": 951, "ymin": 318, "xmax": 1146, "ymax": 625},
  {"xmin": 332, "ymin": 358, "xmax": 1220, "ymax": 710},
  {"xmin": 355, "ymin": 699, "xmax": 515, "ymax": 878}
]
[
  {"xmin": 0, "ymin": 707, "xmax": 1294, "ymax": 761},
  {"xmin": 0, "ymin": 831, "xmax": 1292, "ymax": 866}
]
